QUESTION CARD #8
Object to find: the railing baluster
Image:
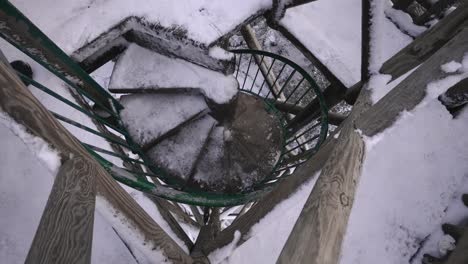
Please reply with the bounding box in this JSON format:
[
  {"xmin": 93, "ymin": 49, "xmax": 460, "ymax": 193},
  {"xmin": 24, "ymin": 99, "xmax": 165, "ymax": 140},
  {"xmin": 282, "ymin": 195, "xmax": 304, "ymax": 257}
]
[
  {"xmin": 284, "ymin": 77, "xmax": 304, "ymax": 104},
  {"xmin": 265, "ymin": 63, "xmax": 287, "ymax": 99},
  {"xmin": 258, "ymin": 58, "xmax": 277, "ymax": 95},
  {"xmin": 273, "ymin": 69, "xmax": 296, "ymax": 101},
  {"xmin": 250, "ymin": 55, "xmax": 265, "ymax": 92},
  {"xmin": 52, "ymin": 112, "xmax": 132, "ymax": 149},
  {"xmin": 241, "ymin": 55, "xmax": 254, "ymax": 90},
  {"xmin": 236, "ymin": 54, "xmax": 242, "ymax": 78}
]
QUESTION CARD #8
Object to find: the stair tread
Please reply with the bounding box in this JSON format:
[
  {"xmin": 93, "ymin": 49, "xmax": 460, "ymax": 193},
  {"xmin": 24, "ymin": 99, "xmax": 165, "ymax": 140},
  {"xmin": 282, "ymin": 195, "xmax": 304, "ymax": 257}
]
[
  {"xmin": 120, "ymin": 93, "xmax": 208, "ymax": 147},
  {"xmin": 109, "ymin": 44, "xmax": 238, "ymax": 104},
  {"xmin": 192, "ymin": 126, "xmax": 228, "ymax": 192},
  {"xmin": 146, "ymin": 115, "xmax": 217, "ymax": 180}
]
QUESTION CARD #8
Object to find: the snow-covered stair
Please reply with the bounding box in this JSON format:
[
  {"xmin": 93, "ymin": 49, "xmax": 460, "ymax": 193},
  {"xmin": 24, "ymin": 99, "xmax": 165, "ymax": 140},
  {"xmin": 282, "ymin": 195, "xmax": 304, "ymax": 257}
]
[
  {"xmin": 147, "ymin": 114, "xmax": 217, "ymax": 181},
  {"xmin": 109, "ymin": 44, "xmax": 239, "ymax": 105},
  {"xmin": 119, "ymin": 93, "xmax": 208, "ymax": 149}
]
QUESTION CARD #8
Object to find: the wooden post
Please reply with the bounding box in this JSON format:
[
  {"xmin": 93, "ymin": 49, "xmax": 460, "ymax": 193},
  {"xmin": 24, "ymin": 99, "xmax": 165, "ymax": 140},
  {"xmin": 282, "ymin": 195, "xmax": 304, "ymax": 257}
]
[
  {"xmin": 201, "ymin": 132, "xmax": 338, "ymax": 255},
  {"xmin": 346, "ymin": 2, "xmax": 468, "ymax": 104},
  {"xmin": 0, "ymin": 52, "xmax": 193, "ymax": 263},
  {"xmin": 25, "ymin": 157, "xmax": 96, "ymax": 264},
  {"xmin": 277, "ymin": 26, "xmax": 468, "ymax": 264},
  {"xmin": 241, "ymin": 24, "xmax": 286, "ymax": 100},
  {"xmin": 439, "ymin": 77, "xmax": 468, "ymax": 109}
]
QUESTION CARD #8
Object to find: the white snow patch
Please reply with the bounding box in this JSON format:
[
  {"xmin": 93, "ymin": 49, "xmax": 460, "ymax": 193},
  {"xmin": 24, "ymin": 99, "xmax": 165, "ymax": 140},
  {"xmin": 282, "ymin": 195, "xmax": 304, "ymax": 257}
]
[
  {"xmin": 209, "ymin": 46, "xmax": 234, "ymax": 60},
  {"xmin": 440, "ymin": 61, "xmax": 462, "ymax": 73},
  {"xmin": 11, "ymin": 0, "xmax": 272, "ymax": 53},
  {"xmin": 385, "ymin": 8, "xmax": 426, "ymax": 37},
  {"xmin": 0, "ymin": 112, "xmax": 61, "ymax": 173},
  {"xmin": 95, "ymin": 196, "xmax": 172, "ymax": 263},
  {"xmin": 369, "ymin": 1, "xmax": 413, "ymax": 73},
  {"xmin": 340, "ymin": 55, "xmax": 468, "ymax": 263},
  {"xmin": 209, "ymin": 171, "xmax": 320, "ymax": 263},
  {"xmin": 110, "ymin": 44, "xmax": 238, "ymax": 104}
]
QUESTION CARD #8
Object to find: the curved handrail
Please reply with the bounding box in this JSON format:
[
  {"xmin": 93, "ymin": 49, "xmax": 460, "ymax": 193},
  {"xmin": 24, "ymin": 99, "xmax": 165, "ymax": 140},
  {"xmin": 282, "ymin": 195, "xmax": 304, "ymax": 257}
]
[{"xmin": 0, "ymin": 0, "xmax": 328, "ymax": 206}]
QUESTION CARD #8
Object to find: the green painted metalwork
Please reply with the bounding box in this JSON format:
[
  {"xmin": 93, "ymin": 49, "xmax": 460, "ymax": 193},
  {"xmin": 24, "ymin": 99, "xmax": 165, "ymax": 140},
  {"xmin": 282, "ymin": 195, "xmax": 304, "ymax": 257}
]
[{"xmin": 0, "ymin": 1, "xmax": 328, "ymax": 206}]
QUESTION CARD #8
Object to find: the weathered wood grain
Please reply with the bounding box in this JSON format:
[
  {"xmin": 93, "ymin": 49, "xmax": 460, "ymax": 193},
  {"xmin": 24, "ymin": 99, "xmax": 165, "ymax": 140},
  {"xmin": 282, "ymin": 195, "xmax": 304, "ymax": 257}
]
[
  {"xmin": 201, "ymin": 132, "xmax": 338, "ymax": 255},
  {"xmin": 277, "ymin": 24, "xmax": 468, "ymax": 264},
  {"xmin": 191, "ymin": 209, "xmax": 220, "ymax": 263},
  {"xmin": 241, "ymin": 24, "xmax": 285, "ymax": 100},
  {"xmin": 147, "ymin": 195, "xmax": 195, "ymax": 249},
  {"xmin": 357, "ymin": 27, "xmax": 468, "ymax": 137},
  {"xmin": 276, "ymin": 24, "xmax": 349, "ymax": 94},
  {"xmin": 346, "ymin": 3, "xmax": 468, "ymax": 104},
  {"xmin": 439, "ymin": 77, "xmax": 468, "ymax": 108},
  {"xmin": 25, "ymin": 157, "xmax": 96, "ymax": 264},
  {"xmin": 276, "ymin": 87, "xmax": 371, "ymax": 264},
  {"xmin": 0, "ymin": 52, "xmax": 193, "ymax": 263}
]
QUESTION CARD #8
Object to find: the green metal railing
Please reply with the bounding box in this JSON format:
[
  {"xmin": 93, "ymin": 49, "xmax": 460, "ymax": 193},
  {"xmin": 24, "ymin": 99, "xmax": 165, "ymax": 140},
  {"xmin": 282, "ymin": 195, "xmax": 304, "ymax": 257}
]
[
  {"xmin": 231, "ymin": 49, "xmax": 328, "ymax": 187},
  {"xmin": 0, "ymin": 0, "xmax": 328, "ymax": 206}
]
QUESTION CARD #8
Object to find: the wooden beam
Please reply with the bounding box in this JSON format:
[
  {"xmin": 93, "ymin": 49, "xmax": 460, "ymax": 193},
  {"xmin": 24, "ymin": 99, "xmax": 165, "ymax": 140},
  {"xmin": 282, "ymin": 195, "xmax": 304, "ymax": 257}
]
[
  {"xmin": 357, "ymin": 27, "xmax": 468, "ymax": 137},
  {"xmin": 328, "ymin": 112, "xmax": 348, "ymax": 126},
  {"xmin": 439, "ymin": 77, "xmax": 468, "ymax": 108},
  {"xmin": 414, "ymin": 0, "xmax": 458, "ymax": 25},
  {"xmin": 345, "ymin": 3, "xmax": 468, "ymax": 104},
  {"xmin": 361, "ymin": 0, "xmax": 372, "ymax": 82},
  {"xmin": 191, "ymin": 209, "xmax": 221, "ymax": 262},
  {"xmin": 275, "ymin": 24, "xmax": 348, "ymax": 95},
  {"xmin": 278, "ymin": 26, "xmax": 468, "ymax": 264},
  {"xmin": 241, "ymin": 24, "xmax": 285, "ymax": 100},
  {"xmin": 201, "ymin": 132, "xmax": 338, "ymax": 255},
  {"xmin": 191, "ymin": 205, "xmax": 205, "ymax": 226},
  {"xmin": 25, "ymin": 156, "xmax": 96, "ymax": 264},
  {"xmin": 146, "ymin": 196, "xmax": 195, "ymax": 249},
  {"xmin": 0, "ymin": 52, "xmax": 192, "ymax": 263},
  {"xmin": 277, "ymin": 87, "xmax": 371, "ymax": 264}
]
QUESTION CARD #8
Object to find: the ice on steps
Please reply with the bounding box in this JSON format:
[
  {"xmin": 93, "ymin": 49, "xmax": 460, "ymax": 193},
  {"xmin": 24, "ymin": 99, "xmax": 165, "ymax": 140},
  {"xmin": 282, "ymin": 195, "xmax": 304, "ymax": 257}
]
[
  {"xmin": 120, "ymin": 93, "xmax": 208, "ymax": 147},
  {"xmin": 109, "ymin": 44, "xmax": 238, "ymax": 104},
  {"xmin": 192, "ymin": 126, "xmax": 228, "ymax": 192},
  {"xmin": 147, "ymin": 114, "xmax": 217, "ymax": 180}
]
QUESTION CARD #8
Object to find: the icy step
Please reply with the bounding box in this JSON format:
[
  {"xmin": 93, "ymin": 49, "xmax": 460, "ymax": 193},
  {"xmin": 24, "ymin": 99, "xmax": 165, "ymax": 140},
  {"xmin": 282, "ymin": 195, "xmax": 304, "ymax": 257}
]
[
  {"xmin": 191, "ymin": 126, "xmax": 228, "ymax": 192},
  {"xmin": 225, "ymin": 93, "xmax": 283, "ymax": 190},
  {"xmin": 109, "ymin": 44, "xmax": 238, "ymax": 104},
  {"xmin": 120, "ymin": 93, "xmax": 208, "ymax": 149},
  {"xmin": 146, "ymin": 115, "xmax": 217, "ymax": 180}
]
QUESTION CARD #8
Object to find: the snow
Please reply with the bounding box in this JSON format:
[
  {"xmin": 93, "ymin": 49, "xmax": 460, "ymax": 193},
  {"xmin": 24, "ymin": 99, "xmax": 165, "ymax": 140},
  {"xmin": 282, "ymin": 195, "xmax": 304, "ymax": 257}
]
[
  {"xmin": 95, "ymin": 197, "xmax": 169, "ymax": 263},
  {"xmin": 0, "ymin": 38, "xmax": 190, "ymax": 262},
  {"xmin": 0, "ymin": 112, "xmax": 61, "ymax": 173},
  {"xmin": 385, "ymin": 8, "xmax": 426, "ymax": 37},
  {"xmin": 281, "ymin": 0, "xmax": 362, "ymax": 87},
  {"xmin": 440, "ymin": 61, "xmax": 463, "ymax": 73},
  {"xmin": 110, "ymin": 44, "xmax": 238, "ymax": 104},
  {"xmin": 281, "ymin": 0, "xmax": 416, "ymax": 87},
  {"xmin": 339, "ymin": 55, "xmax": 468, "ymax": 264},
  {"xmin": 369, "ymin": 0, "xmax": 413, "ymax": 73},
  {"xmin": 147, "ymin": 115, "xmax": 217, "ymax": 180},
  {"xmin": 208, "ymin": 171, "xmax": 320, "ymax": 263},
  {"xmin": 11, "ymin": 0, "xmax": 271, "ymax": 54},
  {"xmin": 120, "ymin": 93, "xmax": 208, "ymax": 146},
  {"xmin": 209, "ymin": 46, "xmax": 235, "ymax": 61},
  {"xmin": 0, "ymin": 121, "xmax": 139, "ymax": 264}
]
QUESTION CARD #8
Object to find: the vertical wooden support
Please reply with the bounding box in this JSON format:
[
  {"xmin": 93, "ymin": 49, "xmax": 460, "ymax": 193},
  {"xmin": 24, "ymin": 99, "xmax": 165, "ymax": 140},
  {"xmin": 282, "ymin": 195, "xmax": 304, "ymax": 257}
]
[
  {"xmin": 346, "ymin": 3, "xmax": 468, "ymax": 104},
  {"xmin": 0, "ymin": 52, "xmax": 97, "ymax": 264},
  {"xmin": 240, "ymin": 24, "xmax": 286, "ymax": 100},
  {"xmin": 277, "ymin": 27, "xmax": 468, "ymax": 264},
  {"xmin": 0, "ymin": 51, "xmax": 193, "ymax": 263},
  {"xmin": 25, "ymin": 157, "xmax": 96, "ymax": 264}
]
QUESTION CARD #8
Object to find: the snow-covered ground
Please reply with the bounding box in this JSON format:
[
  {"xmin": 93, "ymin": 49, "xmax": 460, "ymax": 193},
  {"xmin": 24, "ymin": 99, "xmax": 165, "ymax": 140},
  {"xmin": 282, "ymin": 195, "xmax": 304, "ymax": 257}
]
[
  {"xmin": 10, "ymin": 0, "xmax": 271, "ymax": 54},
  {"xmin": 1, "ymin": 0, "xmax": 467, "ymax": 263}
]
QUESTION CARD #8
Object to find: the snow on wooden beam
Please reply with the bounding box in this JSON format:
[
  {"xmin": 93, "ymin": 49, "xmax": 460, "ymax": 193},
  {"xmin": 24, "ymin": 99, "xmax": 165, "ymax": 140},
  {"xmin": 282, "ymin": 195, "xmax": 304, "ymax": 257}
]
[
  {"xmin": 277, "ymin": 25, "xmax": 468, "ymax": 264},
  {"xmin": 201, "ymin": 132, "xmax": 338, "ymax": 255},
  {"xmin": 346, "ymin": 2, "xmax": 468, "ymax": 104},
  {"xmin": 0, "ymin": 50, "xmax": 193, "ymax": 263}
]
